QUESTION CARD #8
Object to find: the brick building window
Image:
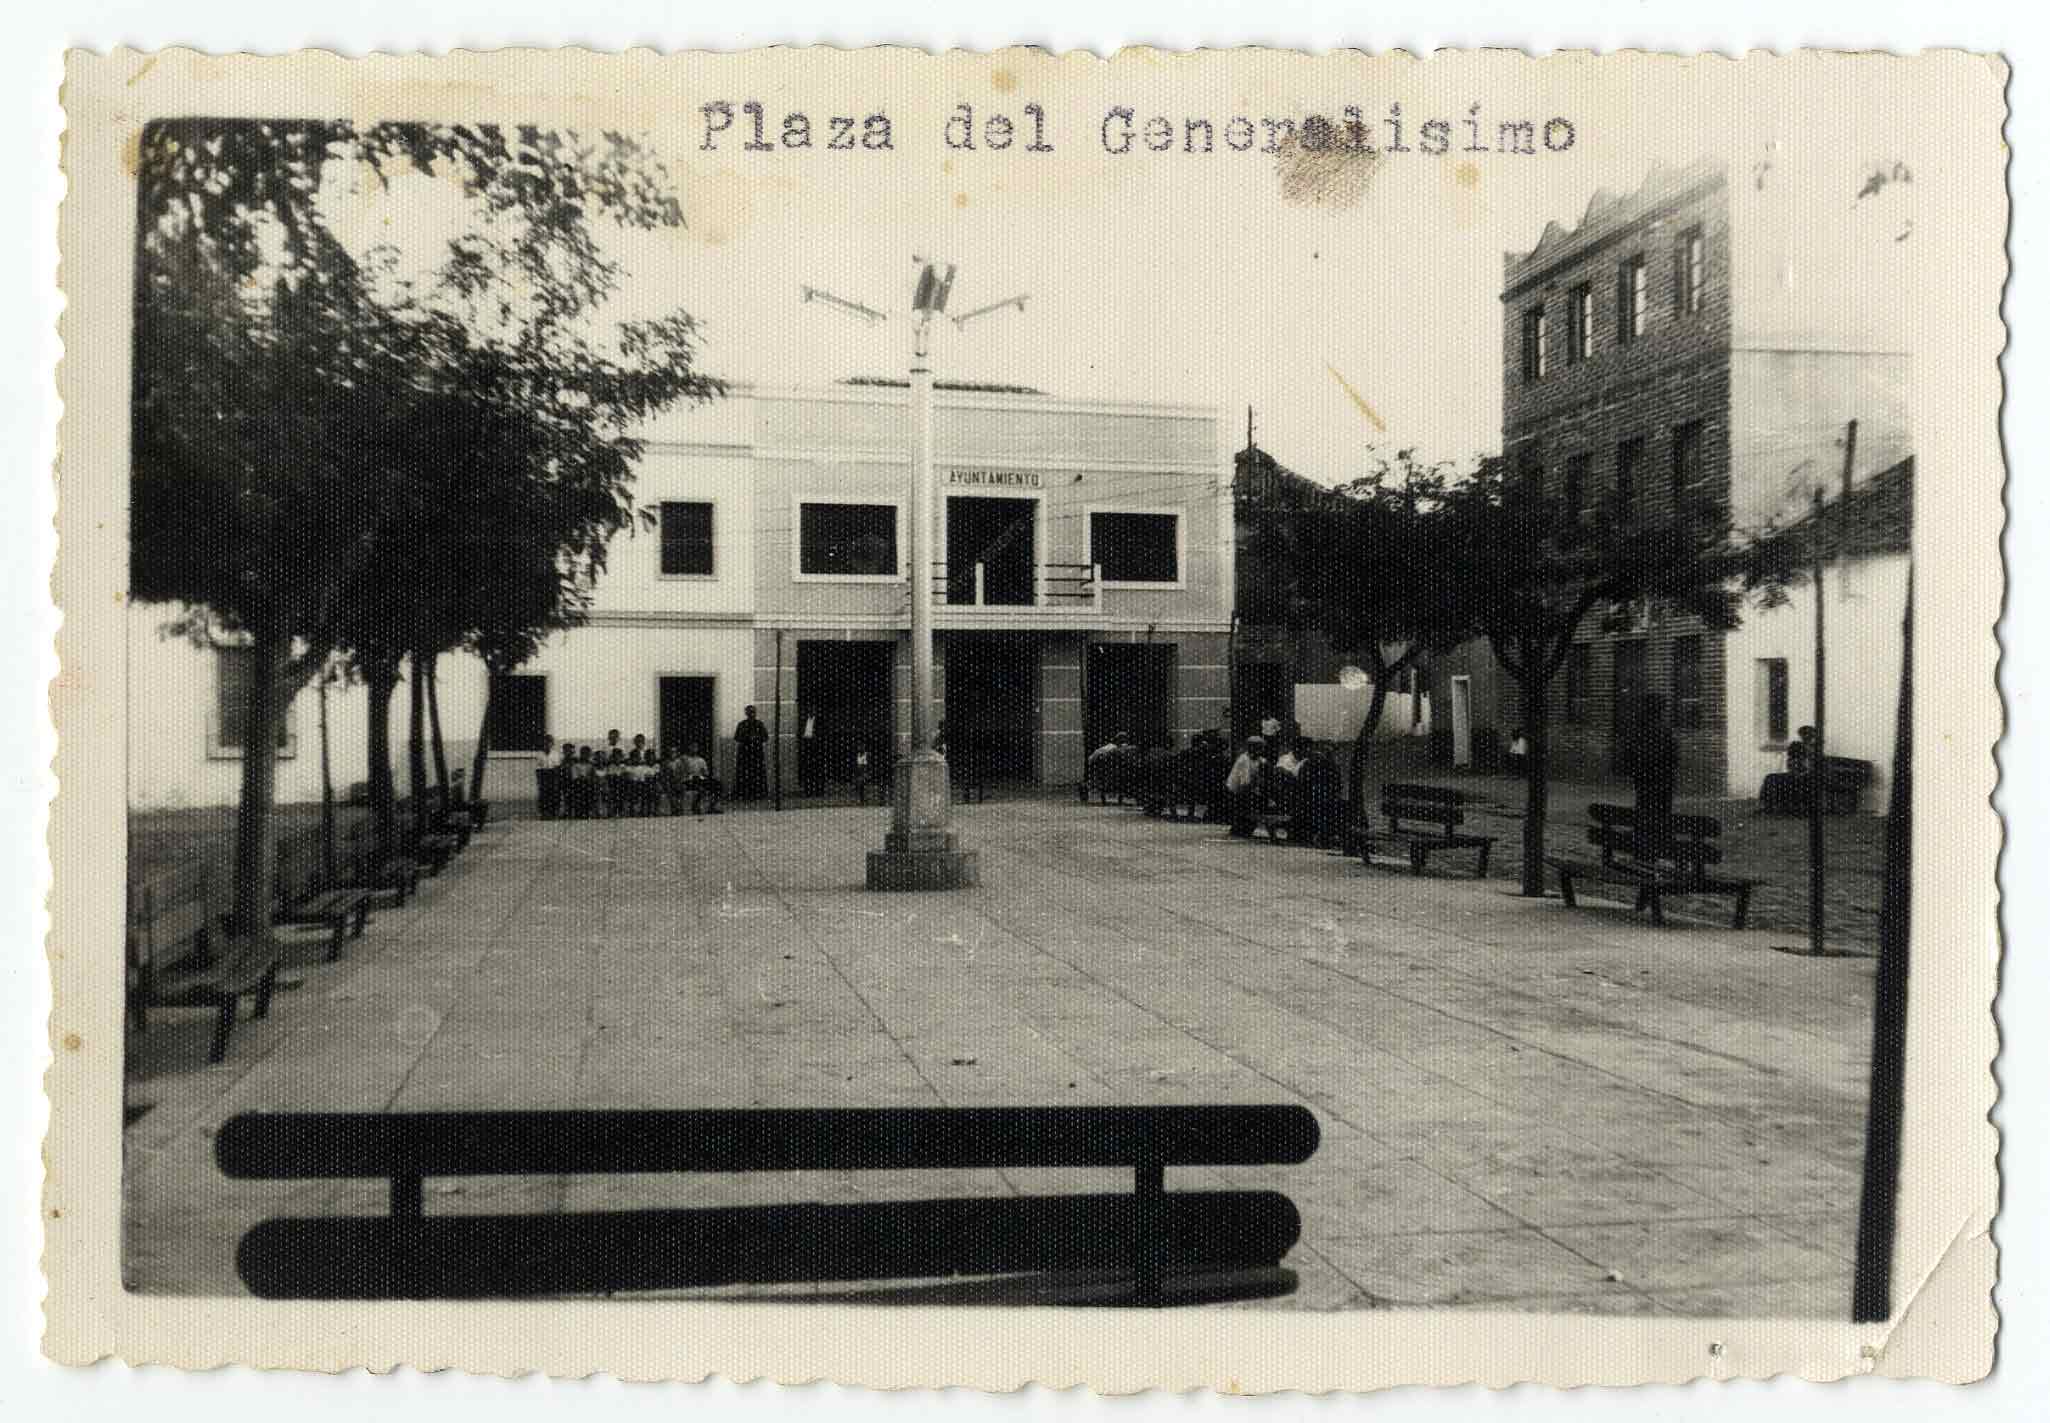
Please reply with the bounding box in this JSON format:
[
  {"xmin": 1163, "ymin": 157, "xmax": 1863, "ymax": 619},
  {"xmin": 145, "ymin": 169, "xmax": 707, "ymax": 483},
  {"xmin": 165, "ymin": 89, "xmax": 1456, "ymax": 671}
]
[
  {"xmin": 1615, "ymin": 436, "xmax": 1644, "ymax": 516},
  {"xmin": 1567, "ymin": 284, "xmax": 1593, "ymax": 365},
  {"xmin": 484, "ymin": 672, "xmax": 550, "ymax": 752},
  {"xmin": 1757, "ymin": 657, "xmax": 1791, "ymax": 745},
  {"xmin": 1676, "ymin": 226, "xmax": 1706, "ymax": 315},
  {"xmin": 1670, "ymin": 420, "xmax": 1705, "ymax": 524},
  {"xmin": 1564, "ymin": 452, "xmax": 1591, "ymax": 522},
  {"xmin": 1521, "ymin": 305, "xmax": 1548, "ymax": 381},
  {"xmin": 1617, "ymin": 254, "xmax": 1647, "ymax": 344},
  {"xmin": 1564, "ymin": 642, "xmax": 1592, "ymax": 725},
  {"xmin": 1671, "ymin": 635, "xmax": 1704, "ymax": 730},
  {"xmin": 658, "ymin": 500, "xmax": 715, "ymax": 576}
]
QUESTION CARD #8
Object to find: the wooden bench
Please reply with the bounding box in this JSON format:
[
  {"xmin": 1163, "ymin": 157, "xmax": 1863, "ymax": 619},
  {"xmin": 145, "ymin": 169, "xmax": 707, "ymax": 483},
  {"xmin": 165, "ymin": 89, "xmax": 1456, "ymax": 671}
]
[
  {"xmin": 1346, "ymin": 783, "xmax": 1496, "ymax": 877},
  {"xmin": 1819, "ymin": 755, "xmax": 1876, "ymax": 814},
  {"xmin": 271, "ymin": 830, "xmax": 372, "ymax": 962},
  {"xmin": 217, "ymin": 1103, "xmax": 1321, "ymax": 1303},
  {"xmin": 127, "ymin": 862, "xmax": 282, "ymax": 1063},
  {"xmin": 341, "ymin": 816, "xmax": 420, "ymax": 907},
  {"xmin": 1545, "ymin": 803, "xmax": 1760, "ymax": 929}
]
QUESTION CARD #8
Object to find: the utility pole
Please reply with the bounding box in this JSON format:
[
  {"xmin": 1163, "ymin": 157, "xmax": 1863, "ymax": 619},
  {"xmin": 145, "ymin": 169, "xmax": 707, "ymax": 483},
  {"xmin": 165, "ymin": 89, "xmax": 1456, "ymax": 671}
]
[
  {"xmin": 801, "ymin": 262, "xmax": 1026, "ymax": 891},
  {"xmin": 1807, "ymin": 418, "xmax": 1857, "ymax": 955}
]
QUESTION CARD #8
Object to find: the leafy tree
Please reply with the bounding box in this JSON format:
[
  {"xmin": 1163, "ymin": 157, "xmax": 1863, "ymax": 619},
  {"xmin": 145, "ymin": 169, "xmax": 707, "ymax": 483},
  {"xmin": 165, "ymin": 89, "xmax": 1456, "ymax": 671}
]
[
  {"xmin": 1436, "ymin": 459, "xmax": 1749, "ymax": 895},
  {"xmin": 1238, "ymin": 447, "xmax": 1474, "ymax": 809},
  {"xmin": 132, "ymin": 119, "xmax": 718, "ymax": 943}
]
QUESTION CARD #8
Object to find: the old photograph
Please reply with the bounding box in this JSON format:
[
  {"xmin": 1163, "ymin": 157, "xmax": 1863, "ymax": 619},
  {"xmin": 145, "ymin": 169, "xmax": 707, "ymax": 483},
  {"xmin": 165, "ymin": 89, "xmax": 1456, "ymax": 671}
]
[{"xmin": 47, "ymin": 45, "xmax": 2004, "ymax": 1387}]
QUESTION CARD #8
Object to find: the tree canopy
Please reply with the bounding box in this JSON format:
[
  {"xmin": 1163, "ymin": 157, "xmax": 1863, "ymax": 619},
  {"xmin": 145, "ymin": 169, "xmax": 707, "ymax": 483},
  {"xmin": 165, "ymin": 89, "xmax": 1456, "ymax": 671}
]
[{"xmin": 130, "ymin": 117, "xmax": 724, "ymax": 941}]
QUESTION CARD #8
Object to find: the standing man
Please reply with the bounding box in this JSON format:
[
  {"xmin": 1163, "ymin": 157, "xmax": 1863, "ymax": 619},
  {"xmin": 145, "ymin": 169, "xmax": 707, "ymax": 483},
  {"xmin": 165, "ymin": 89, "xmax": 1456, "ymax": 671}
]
[
  {"xmin": 1624, "ymin": 694, "xmax": 1680, "ymax": 822},
  {"xmin": 733, "ymin": 705, "xmax": 768, "ymax": 801}
]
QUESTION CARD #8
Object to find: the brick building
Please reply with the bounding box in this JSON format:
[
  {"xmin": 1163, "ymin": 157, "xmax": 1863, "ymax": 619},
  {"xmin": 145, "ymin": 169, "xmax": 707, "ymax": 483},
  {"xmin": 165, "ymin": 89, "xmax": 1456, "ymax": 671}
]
[{"xmin": 1431, "ymin": 157, "xmax": 1911, "ymax": 799}]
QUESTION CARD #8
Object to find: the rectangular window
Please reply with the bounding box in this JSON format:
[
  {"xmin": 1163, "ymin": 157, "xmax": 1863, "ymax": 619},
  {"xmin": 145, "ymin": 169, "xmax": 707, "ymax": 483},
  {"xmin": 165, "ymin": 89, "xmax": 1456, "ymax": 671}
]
[
  {"xmin": 798, "ymin": 501, "xmax": 900, "ymax": 578},
  {"xmin": 213, "ymin": 647, "xmax": 294, "ymax": 755},
  {"xmin": 1564, "ymin": 642, "xmax": 1592, "ymax": 725},
  {"xmin": 485, "ymin": 672, "xmax": 550, "ymax": 752},
  {"xmin": 1677, "ymin": 226, "xmax": 1705, "ymax": 315},
  {"xmin": 658, "ymin": 500, "xmax": 714, "ymax": 576},
  {"xmin": 1671, "ymin": 634, "xmax": 1705, "ymax": 730},
  {"xmin": 1567, "ymin": 284, "xmax": 1593, "ymax": 364},
  {"xmin": 1615, "ymin": 436, "xmax": 1644, "ymax": 515},
  {"xmin": 1758, "ymin": 657, "xmax": 1790, "ymax": 745},
  {"xmin": 1671, "ymin": 420, "xmax": 1705, "ymax": 523},
  {"xmin": 1521, "ymin": 305, "xmax": 1548, "ymax": 381},
  {"xmin": 1617, "ymin": 255, "xmax": 1647, "ymax": 343},
  {"xmin": 1090, "ymin": 510, "xmax": 1181, "ymax": 584},
  {"xmin": 1564, "ymin": 452, "xmax": 1591, "ymax": 522}
]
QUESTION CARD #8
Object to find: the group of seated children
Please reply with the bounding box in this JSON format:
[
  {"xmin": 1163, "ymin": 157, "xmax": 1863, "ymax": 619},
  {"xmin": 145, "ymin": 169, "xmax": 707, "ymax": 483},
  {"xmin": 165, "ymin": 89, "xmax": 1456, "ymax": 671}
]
[
  {"xmin": 1224, "ymin": 731, "xmax": 1347, "ymax": 846},
  {"xmin": 540, "ymin": 732, "xmax": 724, "ymax": 818}
]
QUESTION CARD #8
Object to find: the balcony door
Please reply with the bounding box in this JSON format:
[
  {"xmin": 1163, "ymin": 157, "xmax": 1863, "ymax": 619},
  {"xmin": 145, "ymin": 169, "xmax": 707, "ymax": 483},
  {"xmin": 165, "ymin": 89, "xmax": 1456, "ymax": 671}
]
[{"xmin": 945, "ymin": 495, "xmax": 1037, "ymax": 606}]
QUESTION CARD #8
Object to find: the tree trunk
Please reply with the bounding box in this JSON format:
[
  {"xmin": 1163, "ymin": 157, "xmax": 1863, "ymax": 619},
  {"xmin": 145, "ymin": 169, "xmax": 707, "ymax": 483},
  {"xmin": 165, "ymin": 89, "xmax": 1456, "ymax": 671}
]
[
  {"xmin": 425, "ymin": 650, "xmax": 450, "ymax": 810},
  {"xmin": 365, "ymin": 656, "xmax": 400, "ymax": 862},
  {"xmin": 317, "ymin": 668, "xmax": 336, "ymax": 884},
  {"xmin": 227, "ymin": 622, "xmax": 288, "ymax": 954},
  {"xmin": 1346, "ymin": 675, "xmax": 1393, "ymax": 814},
  {"xmin": 407, "ymin": 650, "xmax": 429, "ymax": 837},
  {"xmin": 1517, "ymin": 662, "xmax": 1553, "ymax": 897},
  {"xmin": 468, "ymin": 672, "xmax": 495, "ymax": 807}
]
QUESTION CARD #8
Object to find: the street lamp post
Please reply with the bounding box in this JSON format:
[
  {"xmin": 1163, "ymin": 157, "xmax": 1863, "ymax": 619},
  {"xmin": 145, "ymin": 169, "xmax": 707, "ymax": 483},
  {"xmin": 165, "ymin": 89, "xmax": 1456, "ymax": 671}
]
[{"xmin": 801, "ymin": 262, "xmax": 1026, "ymax": 891}]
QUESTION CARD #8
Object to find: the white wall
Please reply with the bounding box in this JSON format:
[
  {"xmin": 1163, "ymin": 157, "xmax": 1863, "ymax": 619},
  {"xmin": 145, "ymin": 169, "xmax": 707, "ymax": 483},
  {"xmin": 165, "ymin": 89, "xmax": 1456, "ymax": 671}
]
[
  {"xmin": 1724, "ymin": 552, "xmax": 1909, "ymax": 808},
  {"xmin": 1291, "ymin": 682, "xmax": 1430, "ymax": 745},
  {"xmin": 126, "ymin": 608, "xmax": 754, "ymax": 810}
]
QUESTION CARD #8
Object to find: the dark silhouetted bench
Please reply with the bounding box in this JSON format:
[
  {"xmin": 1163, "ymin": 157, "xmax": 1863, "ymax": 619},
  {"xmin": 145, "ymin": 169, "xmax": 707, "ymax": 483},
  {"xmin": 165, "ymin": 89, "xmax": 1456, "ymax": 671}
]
[
  {"xmin": 218, "ymin": 1104, "xmax": 1320, "ymax": 1304},
  {"xmin": 1346, "ymin": 782, "xmax": 1496, "ymax": 877},
  {"xmin": 1819, "ymin": 755, "xmax": 1875, "ymax": 814},
  {"xmin": 1546, "ymin": 803, "xmax": 1759, "ymax": 929},
  {"xmin": 128, "ymin": 862, "xmax": 280, "ymax": 1063},
  {"xmin": 341, "ymin": 816, "xmax": 419, "ymax": 907}
]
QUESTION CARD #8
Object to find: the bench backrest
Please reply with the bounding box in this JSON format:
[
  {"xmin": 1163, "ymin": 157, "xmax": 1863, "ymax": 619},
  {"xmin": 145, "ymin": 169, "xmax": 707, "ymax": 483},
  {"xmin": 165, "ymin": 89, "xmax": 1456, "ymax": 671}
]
[
  {"xmin": 1586, "ymin": 802, "xmax": 1723, "ymax": 872},
  {"xmin": 219, "ymin": 1104, "xmax": 1321, "ymax": 1199},
  {"xmin": 1381, "ymin": 782, "xmax": 1466, "ymax": 835},
  {"xmin": 1820, "ymin": 755, "xmax": 1875, "ymax": 789},
  {"xmin": 130, "ymin": 860, "xmax": 213, "ymax": 972}
]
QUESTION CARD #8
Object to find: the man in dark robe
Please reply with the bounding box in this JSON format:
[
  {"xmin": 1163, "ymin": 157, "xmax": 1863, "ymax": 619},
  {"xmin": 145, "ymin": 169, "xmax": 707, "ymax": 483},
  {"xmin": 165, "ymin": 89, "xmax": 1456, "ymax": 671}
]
[{"xmin": 733, "ymin": 706, "xmax": 769, "ymax": 801}]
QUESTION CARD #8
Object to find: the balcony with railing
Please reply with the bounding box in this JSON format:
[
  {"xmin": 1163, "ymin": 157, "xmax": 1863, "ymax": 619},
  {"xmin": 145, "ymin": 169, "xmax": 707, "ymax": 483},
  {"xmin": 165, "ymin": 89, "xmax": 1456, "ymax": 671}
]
[{"xmin": 924, "ymin": 561, "xmax": 1104, "ymax": 623}]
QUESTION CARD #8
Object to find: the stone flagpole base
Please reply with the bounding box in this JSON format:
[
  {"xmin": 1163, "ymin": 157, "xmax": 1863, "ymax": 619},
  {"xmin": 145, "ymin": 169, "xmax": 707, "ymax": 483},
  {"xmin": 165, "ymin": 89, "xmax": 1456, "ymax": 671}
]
[{"xmin": 866, "ymin": 749, "xmax": 979, "ymax": 891}]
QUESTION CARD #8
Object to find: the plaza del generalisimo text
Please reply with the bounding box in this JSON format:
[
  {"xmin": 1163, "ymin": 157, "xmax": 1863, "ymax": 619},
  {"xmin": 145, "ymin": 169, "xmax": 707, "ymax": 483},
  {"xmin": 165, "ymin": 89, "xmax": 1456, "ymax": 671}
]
[{"xmin": 696, "ymin": 100, "xmax": 1581, "ymax": 157}]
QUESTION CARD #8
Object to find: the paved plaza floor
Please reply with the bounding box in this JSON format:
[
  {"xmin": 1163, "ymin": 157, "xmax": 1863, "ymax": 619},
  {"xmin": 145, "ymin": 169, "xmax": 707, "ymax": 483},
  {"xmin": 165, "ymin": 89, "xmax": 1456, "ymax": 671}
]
[{"xmin": 125, "ymin": 797, "xmax": 1878, "ymax": 1314}]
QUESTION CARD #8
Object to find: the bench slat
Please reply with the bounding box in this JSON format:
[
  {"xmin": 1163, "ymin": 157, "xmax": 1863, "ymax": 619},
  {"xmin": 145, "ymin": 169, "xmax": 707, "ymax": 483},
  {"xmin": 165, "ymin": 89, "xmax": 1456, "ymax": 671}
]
[
  {"xmin": 234, "ymin": 1190, "xmax": 1303, "ymax": 1300},
  {"xmin": 218, "ymin": 1104, "xmax": 1321, "ymax": 1180}
]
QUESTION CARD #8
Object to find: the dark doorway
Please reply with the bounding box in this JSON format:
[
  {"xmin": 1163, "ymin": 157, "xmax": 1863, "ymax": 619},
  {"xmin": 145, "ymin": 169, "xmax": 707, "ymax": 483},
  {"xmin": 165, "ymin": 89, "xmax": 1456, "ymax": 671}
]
[
  {"xmin": 944, "ymin": 635, "xmax": 1041, "ymax": 782},
  {"xmin": 1086, "ymin": 643, "xmax": 1176, "ymax": 752},
  {"xmin": 1232, "ymin": 661, "xmax": 1290, "ymax": 743},
  {"xmin": 1609, "ymin": 638, "xmax": 1649, "ymax": 771},
  {"xmin": 658, "ymin": 676, "xmax": 716, "ymax": 759},
  {"xmin": 946, "ymin": 496, "xmax": 1037, "ymax": 606},
  {"xmin": 796, "ymin": 641, "xmax": 897, "ymax": 794}
]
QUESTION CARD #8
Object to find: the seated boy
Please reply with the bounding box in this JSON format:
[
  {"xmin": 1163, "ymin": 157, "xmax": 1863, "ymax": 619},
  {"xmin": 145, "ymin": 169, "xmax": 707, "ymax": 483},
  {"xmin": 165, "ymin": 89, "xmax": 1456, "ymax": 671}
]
[{"xmin": 681, "ymin": 746, "xmax": 724, "ymax": 815}]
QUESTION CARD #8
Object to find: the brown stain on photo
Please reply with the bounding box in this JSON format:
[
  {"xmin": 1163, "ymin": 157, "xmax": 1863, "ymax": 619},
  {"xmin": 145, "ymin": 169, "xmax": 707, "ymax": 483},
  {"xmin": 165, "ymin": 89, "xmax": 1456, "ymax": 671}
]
[
  {"xmin": 991, "ymin": 69, "xmax": 1018, "ymax": 94},
  {"xmin": 1274, "ymin": 118, "xmax": 1380, "ymax": 210},
  {"xmin": 1456, "ymin": 161, "xmax": 1481, "ymax": 189}
]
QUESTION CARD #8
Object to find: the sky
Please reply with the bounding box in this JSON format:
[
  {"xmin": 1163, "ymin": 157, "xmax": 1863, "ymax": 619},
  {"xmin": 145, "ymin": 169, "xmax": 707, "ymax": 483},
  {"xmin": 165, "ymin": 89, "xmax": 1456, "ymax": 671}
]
[{"xmin": 313, "ymin": 50, "xmax": 1921, "ymax": 487}]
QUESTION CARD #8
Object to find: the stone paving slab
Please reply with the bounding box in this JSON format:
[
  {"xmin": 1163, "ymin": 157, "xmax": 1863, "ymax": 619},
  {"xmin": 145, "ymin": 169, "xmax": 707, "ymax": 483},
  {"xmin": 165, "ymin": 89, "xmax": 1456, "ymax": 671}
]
[{"xmin": 123, "ymin": 798, "xmax": 1878, "ymax": 1314}]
